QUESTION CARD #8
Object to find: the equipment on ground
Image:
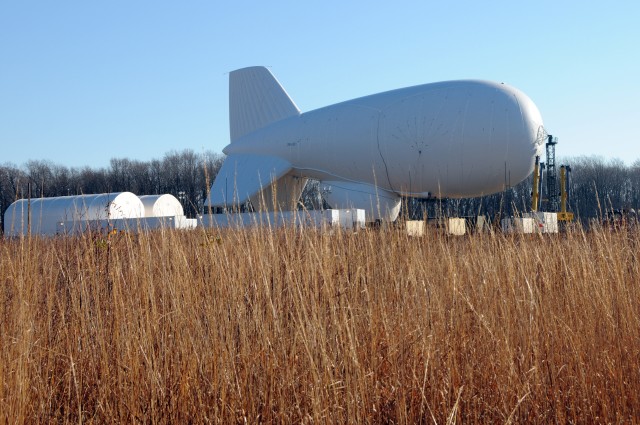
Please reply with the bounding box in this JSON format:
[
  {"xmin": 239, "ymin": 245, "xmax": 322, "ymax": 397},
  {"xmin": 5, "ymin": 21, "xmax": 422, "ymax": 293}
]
[
  {"xmin": 558, "ymin": 165, "xmax": 574, "ymax": 221},
  {"xmin": 532, "ymin": 134, "xmax": 574, "ymax": 222}
]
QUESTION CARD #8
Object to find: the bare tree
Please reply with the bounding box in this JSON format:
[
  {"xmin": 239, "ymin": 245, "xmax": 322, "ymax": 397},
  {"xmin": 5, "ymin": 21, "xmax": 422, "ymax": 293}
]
[{"xmin": 3, "ymin": 153, "xmax": 640, "ymax": 232}]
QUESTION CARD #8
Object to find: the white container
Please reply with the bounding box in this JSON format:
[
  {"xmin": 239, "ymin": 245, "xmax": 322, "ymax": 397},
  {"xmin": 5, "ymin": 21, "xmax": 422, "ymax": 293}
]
[
  {"xmin": 523, "ymin": 212, "xmax": 558, "ymax": 233},
  {"xmin": 405, "ymin": 220, "xmax": 425, "ymax": 237},
  {"xmin": 338, "ymin": 209, "xmax": 366, "ymax": 229},
  {"xmin": 447, "ymin": 218, "xmax": 466, "ymax": 235},
  {"xmin": 58, "ymin": 215, "xmax": 197, "ymax": 235},
  {"xmin": 199, "ymin": 209, "xmax": 363, "ymax": 230},
  {"xmin": 501, "ymin": 217, "xmax": 535, "ymax": 234}
]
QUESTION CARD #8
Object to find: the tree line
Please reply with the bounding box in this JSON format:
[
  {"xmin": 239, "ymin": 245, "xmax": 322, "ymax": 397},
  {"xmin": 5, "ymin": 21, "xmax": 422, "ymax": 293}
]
[{"xmin": 2, "ymin": 151, "xmax": 639, "ymax": 232}]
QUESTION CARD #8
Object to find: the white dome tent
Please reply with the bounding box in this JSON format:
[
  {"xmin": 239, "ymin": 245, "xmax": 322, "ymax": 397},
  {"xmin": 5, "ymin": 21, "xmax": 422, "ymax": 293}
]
[
  {"xmin": 137, "ymin": 194, "xmax": 197, "ymax": 230},
  {"xmin": 138, "ymin": 194, "xmax": 184, "ymax": 217},
  {"xmin": 3, "ymin": 192, "xmax": 145, "ymax": 237}
]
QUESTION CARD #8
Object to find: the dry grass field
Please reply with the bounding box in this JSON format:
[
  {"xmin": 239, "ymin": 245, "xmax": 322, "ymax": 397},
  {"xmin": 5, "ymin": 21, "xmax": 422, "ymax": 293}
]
[{"xmin": 1, "ymin": 222, "xmax": 639, "ymax": 423}]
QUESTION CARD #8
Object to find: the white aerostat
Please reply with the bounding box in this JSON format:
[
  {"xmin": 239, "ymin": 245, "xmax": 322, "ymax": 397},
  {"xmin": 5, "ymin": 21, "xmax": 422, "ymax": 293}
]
[{"xmin": 204, "ymin": 66, "xmax": 546, "ymax": 222}]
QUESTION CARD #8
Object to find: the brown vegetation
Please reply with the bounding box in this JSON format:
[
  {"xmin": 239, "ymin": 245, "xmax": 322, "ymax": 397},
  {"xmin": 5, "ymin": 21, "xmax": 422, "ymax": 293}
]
[{"xmin": 1, "ymin": 224, "xmax": 639, "ymax": 423}]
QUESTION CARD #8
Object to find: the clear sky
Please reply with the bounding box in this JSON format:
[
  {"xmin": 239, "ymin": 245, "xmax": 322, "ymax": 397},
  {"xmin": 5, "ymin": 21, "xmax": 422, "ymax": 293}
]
[{"xmin": 1, "ymin": 1, "xmax": 639, "ymax": 168}]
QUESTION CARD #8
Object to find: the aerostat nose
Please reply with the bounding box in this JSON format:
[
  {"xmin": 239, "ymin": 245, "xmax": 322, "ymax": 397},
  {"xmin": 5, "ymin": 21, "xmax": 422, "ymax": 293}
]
[{"xmin": 513, "ymin": 86, "xmax": 545, "ymax": 155}]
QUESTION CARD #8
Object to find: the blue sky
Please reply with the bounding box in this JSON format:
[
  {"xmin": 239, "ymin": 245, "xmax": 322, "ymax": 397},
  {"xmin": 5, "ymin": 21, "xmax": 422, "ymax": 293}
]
[{"xmin": 1, "ymin": 1, "xmax": 639, "ymax": 168}]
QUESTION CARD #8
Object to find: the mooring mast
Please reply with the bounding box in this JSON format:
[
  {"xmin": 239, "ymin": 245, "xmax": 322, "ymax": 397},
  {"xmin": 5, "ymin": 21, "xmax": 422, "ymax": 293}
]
[{"xmin": 545, "ymin": 135, "xmax": 559, "ymax": 212}]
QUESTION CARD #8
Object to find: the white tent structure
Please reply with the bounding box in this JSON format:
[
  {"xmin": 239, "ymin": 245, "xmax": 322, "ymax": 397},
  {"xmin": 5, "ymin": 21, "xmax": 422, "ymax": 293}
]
[
  {"xmin": 138, "ymin": 194, "xmax": 184, "ymax": 217},
  {"xmin": 3, "ymin": 192, "xmax": 145, "ymax": 237}
]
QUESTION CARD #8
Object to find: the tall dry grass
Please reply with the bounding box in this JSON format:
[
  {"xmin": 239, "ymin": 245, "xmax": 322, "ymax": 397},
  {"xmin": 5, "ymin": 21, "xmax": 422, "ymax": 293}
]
[{"xmin": 1, "ymin": 222, "xmax": 639, "ymax": 423}]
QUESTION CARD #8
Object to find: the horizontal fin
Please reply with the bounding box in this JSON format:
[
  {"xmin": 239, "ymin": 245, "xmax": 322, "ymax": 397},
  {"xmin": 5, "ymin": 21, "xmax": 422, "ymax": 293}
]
[{"xmin": 205, "ymin": 154, "xmax": 293, "ymax": 208}]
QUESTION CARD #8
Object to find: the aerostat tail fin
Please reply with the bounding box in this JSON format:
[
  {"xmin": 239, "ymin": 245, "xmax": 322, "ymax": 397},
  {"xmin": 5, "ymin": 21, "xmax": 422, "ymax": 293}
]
[{"xmin": 229, "ymin": 66, "xmax": 300, "ymax": 142}]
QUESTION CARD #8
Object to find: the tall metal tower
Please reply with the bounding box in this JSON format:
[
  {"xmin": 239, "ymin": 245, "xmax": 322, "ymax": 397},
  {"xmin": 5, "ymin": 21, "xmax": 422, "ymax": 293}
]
[{"xmin": 545, "ymin": 135, "xmax": 559, "ymax": 212}]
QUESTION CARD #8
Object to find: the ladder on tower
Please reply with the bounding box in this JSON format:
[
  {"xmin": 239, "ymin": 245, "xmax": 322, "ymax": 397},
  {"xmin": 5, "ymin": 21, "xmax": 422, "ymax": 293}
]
[{"xmin": 545, "ymin": 135, "xmax": 559, "ymax": 212}]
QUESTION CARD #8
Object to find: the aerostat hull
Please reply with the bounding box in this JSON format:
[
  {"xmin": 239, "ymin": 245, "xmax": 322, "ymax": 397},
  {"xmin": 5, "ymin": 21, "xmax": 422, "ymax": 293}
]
[{"xmin": 206, "ymin": 67, "xmax": 545, "ymax": 221}]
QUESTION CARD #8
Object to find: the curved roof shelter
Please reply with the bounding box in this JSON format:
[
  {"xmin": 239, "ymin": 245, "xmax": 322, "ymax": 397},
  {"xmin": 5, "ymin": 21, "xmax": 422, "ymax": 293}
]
[
  {"xmin": 3, "ymin": 192, "xmax": 145, "ymax": 236},
  {"xmin": 138, "ymin": 194, "xmax": 184, "ymax": 217}
]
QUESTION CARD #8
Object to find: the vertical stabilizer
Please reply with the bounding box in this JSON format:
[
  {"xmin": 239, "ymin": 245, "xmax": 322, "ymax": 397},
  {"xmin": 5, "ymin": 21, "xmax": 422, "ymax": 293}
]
[{"xmin": 229, "ymin": 66, "xmax": 300, "ymax": 142}]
